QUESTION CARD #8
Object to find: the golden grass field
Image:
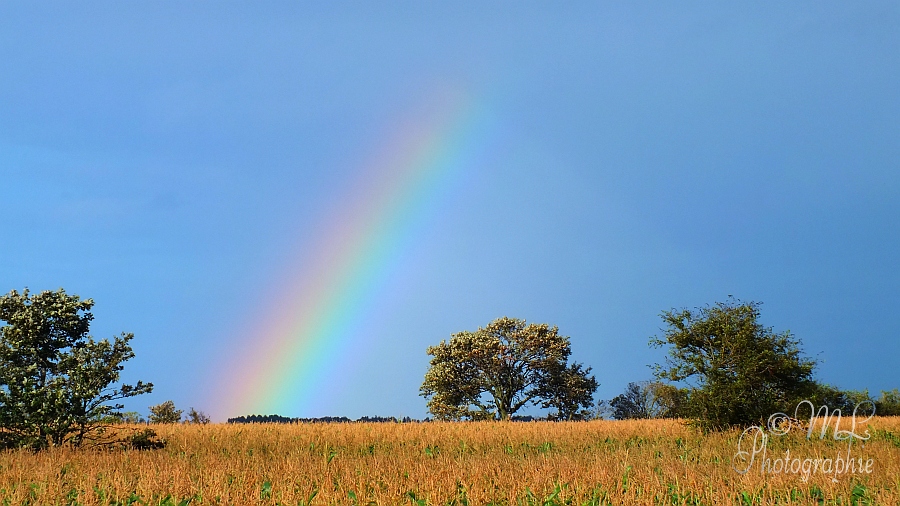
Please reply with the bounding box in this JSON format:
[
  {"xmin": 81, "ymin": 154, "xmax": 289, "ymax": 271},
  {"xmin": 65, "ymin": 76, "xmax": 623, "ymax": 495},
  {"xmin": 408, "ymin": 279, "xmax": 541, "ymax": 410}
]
[{"xmin": 1, "ymin": 417, "xmax": 899, "ymax": 505}]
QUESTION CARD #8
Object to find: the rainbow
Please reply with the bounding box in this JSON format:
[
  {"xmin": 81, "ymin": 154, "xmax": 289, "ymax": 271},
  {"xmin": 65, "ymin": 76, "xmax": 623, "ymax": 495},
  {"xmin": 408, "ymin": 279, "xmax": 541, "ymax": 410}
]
[{"xmin": 216, "ymin": 89, "xmax": 490, "ymax": 418}]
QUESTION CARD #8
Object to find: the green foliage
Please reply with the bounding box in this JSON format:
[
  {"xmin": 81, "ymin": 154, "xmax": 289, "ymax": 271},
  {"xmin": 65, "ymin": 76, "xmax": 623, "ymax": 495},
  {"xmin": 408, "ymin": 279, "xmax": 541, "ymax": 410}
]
[
  {"xmin": 0, "ymin": 288, "xmax": 153, "ymax": 450},
  {"xmin": 148, "ymin": 400, "xmax": 183, "ymax": 424},
  {"xmin": 874, "ymin": 429, "xmax": 900, "ymax": 448},
  {"xmin": 650, "ymin": 298, "xmax": 816, "ymax": 430},
  {"xmin": 260, "ymin": 480, "xmax": 273, "ymax": 500},
  {"xmin": 420, "ymin": 317, "xmax": 597, "ymax": 420}
]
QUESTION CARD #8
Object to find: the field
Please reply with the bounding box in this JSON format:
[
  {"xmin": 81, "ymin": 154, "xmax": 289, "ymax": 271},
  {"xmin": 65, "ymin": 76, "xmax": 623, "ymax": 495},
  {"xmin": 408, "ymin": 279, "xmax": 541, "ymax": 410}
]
[{"xmin": 1, "ymin": 417, "xmax": 899, "ymax": 505}]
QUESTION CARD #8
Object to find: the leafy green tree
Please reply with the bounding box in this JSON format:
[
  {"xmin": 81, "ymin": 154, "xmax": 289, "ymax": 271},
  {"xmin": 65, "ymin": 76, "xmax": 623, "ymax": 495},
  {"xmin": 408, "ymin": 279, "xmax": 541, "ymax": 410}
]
[
  {"xmin": 0, "ymin": 288, "xmax": 153, "ymax": 449},
  {"xmin": 420, "ymin": 317, "xmax": 598, "ymax": 420},
  {"xmin": 650, "ymin": 298, "xmax": 816, "ymax": 430},
  {"xmin": 148, "ymin": 400, "xmax": 183, "ymax": 424}
]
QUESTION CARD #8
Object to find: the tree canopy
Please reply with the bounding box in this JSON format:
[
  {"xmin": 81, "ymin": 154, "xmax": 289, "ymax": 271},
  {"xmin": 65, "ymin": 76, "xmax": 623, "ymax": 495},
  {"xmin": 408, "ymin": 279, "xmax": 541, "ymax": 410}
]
[
  {"xmin": 420, "ymin": 317, "xmax": 598, "ymax": 420},
  {"xmin": 0, "ymin": 288, "xmax": 152, "ymax": 449},
  {"xmin": 651, "ymin": 298, "xmax": 816, "ymax": 430}
]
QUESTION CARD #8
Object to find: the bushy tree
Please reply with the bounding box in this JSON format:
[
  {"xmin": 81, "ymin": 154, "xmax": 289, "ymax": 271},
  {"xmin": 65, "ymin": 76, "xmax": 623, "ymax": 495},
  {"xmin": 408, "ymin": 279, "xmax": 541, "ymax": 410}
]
[
  {"xmin": 148, "ymin": 400, "xmax": 183, "ymax": 424},
  {"xmin": 420, "ymin": 317, "xmax": 598, "ymax": 420},
  {"xmin": 651, "ymin": 298, "xmax": 816, "ymax": 430},
  {"xmin": 0, "ymin": 289, "xmax": 153, "ymax": 449}
]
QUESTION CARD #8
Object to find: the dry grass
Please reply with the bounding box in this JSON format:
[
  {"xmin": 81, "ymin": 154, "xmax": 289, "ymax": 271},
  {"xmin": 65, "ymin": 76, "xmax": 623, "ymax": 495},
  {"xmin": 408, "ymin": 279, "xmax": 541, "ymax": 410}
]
[{"xmin": 1, "ymin": 417, "xmax": 899, "ymax": 505}]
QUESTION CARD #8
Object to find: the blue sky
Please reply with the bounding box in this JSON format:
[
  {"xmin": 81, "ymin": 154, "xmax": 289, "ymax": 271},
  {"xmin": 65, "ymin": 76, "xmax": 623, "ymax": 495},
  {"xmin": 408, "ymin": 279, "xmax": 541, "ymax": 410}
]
[{"xmin": 1, "ymin": 2, "xmax": 897, "ymax": 420}]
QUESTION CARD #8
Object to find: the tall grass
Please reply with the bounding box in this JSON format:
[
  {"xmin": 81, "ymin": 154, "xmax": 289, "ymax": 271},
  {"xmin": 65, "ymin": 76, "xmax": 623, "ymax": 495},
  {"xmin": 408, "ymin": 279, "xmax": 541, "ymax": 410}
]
[{"xmin": 1, "ymin": 417, "xmax": 898, "ymax": 505}]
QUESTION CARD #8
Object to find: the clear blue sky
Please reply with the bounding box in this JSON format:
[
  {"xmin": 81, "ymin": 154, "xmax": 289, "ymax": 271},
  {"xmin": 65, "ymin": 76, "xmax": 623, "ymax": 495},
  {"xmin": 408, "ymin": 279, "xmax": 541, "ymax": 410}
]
[{"xmin": 1, "ymin": 2, "xmax": 897, "ymax": 420}]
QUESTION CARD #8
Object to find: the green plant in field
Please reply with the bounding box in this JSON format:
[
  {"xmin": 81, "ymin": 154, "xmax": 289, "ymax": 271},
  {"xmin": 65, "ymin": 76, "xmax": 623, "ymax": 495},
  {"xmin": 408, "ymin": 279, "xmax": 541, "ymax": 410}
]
[
  {"xmin": 666, "ymin": 483, "xmax": 702, "ymax": 506},
  {"xmin": 155, "ymin": 494, "xmax": 197, "ymax": 506},
  {"xmin": 875, "ymin": 429, "xmax": 900, "ymax": 448},
  {"xmin": 450, "ymin": 481, "xmax": 469, "ymax": 506},
  {"xmin": 260, "ymin": 480, "xmax": 273, "ymax": 500},
  {"xmin": 297, "ymin": 488, "xmax": 319, "ymax": 506},
  {"xmin": 851, "ymin": 483, "xmax": 872, "ymax": 506},
  {"xmin": 406, "ymin": 490, "xmax": 427, "ymax": 506},
  {"xmin": 517, "ymin": 484, "xmax": 571, "ymax": 506},
  {"xmin": 620, "ymin": 466, "xmax": 632, "ymax": 493},
  {"xmin": 808, "ymin": 486, "xmax": 825, "ymax": 503}
]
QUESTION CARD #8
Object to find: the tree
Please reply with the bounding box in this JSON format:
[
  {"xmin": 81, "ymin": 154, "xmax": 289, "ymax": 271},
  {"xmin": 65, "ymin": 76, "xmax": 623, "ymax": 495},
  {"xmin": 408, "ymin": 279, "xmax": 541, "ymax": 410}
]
[
  {"xmin": 650, "ymin": 298, "xmax": 816, "ymax": 430},
  {"xmin": 420, "ymin": 317, "xmax": 598, "ymax": 420},
  {"xmin": 148, "ymin": 400, "xmax": 183, "ymax": 424},
  {"xmin": 0, "ymin": 288, "xmax": 153, "ymax": 450},
  {"xmin": 186, "ymin": 407, "xmax": 211, "ymax": 424},
  {"xmin": 607, "ymin": 381, "xmax": 667, "ymax": 420},
  {"xmin": 603, "ymin": 381, "xmax": 687, "ymax": 420}
]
